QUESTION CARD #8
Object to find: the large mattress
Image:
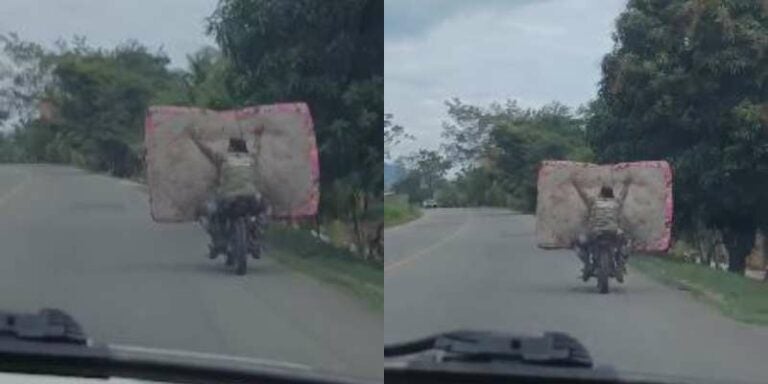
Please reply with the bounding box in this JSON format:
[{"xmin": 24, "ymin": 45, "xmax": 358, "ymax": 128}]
[
  {"xmin": 145, "ymin": 103, "xmax": 319, "ymax": 222},
  {"xmin": 535, "ymin": 161, "xmax": 672, "ymax": 251}
]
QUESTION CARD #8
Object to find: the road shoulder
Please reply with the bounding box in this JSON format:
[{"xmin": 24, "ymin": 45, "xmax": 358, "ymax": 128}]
[
  {"xmin": 384, "ymin": 195, "xmax": 422, "ymax": 228},
  {"xmin": 631, "ymin": 254, "xmax": 768, "ymax": 325},
  {"xmin": 102, "ymin": 169, "xmax": 383, "ymax": 312},
  {"xmin": 267, "ymin": 226, "xmax": 383, "ymax": 311}
]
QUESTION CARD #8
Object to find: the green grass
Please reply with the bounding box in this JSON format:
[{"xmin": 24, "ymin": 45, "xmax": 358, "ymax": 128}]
[
  {"xmin": 266, "ymin": 226, "xmax": 383, "ymax": 311},
  {"xmin": 323, "ymin": 219, "xmax": 352, "ymax": 248},
  {"xmin": 630, "ymin": 254, "xmax": 768, "ymax": 325},
  {"xmin": 384, "ymin": 195, "xmax": 422, "ymax": 228}
]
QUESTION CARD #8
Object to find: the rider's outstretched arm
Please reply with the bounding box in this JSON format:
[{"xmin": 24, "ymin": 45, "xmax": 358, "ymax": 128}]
[
  {"xmin": 251, "ymin": 125, "xmax": 265, "ymax": 158},
  {"xmin": 571, "ymin": 179, "xmax": 592, "ymax": 207},
  {"xmin": 617, "ymin": 177, "xmax": 632, "ymax": 208},
  {"xmin": 186, "ymin": 126, "xmax": 224, "ymax": 166}
]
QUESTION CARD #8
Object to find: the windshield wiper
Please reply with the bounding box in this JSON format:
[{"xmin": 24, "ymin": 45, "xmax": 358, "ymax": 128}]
[
  {"xmin": 385, "ymin": 330, "xmax": 593, "ymax": 368},
  {"xmin": 0, "ymin": 308, "xmax": 87, "ymax": 344},
  {"xmin": 0, "ymin": 308, "xmax": 109, "ymax": 379},
  {"xmin": 0, "ymin": 308, "xmax": 373, "ymax": 383}
]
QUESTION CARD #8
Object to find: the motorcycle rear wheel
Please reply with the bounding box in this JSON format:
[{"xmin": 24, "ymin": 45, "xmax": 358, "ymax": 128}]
[
  {"xmin": 596, "ymin": 248, "xmax": 610, "ymax": 294},
  {"xmin": 232, "ymin": 218, "xmax": 248, "ymax": 275}
]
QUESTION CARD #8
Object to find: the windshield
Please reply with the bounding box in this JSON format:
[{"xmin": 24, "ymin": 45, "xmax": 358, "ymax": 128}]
[
  {"xmin": 384, "ymin": 0, "xmax": 768, "ymax": 383},
  {"xmin": 0, "ymin": 0, "xmax": 383, "ymax": 382}
]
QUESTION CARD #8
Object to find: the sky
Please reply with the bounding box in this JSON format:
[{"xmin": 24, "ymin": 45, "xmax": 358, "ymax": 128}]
[
  {"xmin": 385, "ymin": 0, "xmax": 628, "ymax": 159},
  {"xmin": 0, "ymin": 0, "xmax": 219, "ymax": 68}
]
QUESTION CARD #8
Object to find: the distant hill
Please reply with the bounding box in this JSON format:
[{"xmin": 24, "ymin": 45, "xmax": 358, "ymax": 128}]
[{"xmin": 384, "ymin": 162, "xmax": 405, "ymax": 190}]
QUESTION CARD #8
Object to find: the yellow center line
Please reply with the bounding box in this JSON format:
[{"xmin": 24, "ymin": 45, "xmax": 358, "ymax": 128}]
[{"xmin": 384, "ymin": 215, "xmax": 471, "ymax": 273}]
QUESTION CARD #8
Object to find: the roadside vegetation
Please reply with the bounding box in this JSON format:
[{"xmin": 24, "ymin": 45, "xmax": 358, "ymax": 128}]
[
  {"xmin": 266, "ymin": 226, "xmax": 383, "ymax": 310},
  {"xmin": 0, "ymin": 0, "xmax": 384, "ymax": 281},
  {"xmin": 384, "ymin": 194, "xmax": 421, "ymax": 228},
  {"xmin": 594, "ymin": 0, "xmax": 768, "ymax": 314},
  {"xmin": 389, "ymin": 101, "xmax": 592, "ymax": 213},
  {"xmin": 585, "ymin": 0, "xmax": 768, "ymax": 276},
  {"xmin": 631, "ymin": 254, "xmax": 768, "ymax": 325},
  {"xmin": 388, "ymin": 0, "xmax": 767, "ymax": 286}
]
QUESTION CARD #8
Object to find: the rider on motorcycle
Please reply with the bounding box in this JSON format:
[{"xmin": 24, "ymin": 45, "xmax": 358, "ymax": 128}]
[
  {"xmin": 571, "ymin": 177, "xmax": 631, "ymax": 281},
  {"xmin": 187, "ymin": 126, "xmax": 269, "ymax": 260}
]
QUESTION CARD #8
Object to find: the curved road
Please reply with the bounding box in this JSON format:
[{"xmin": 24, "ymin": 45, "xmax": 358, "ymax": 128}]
[
  {"xmin": 385, "ymin": 208, "xmax": 768, "ymax": 384},
  {"xmin": 0, "ymin": 165, "xmax": 381, "ymax": 381}
]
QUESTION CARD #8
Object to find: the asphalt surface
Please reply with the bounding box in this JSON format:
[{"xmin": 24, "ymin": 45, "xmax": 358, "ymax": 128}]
[
  {"xmin": 0, "ymin": 165, "xmax": 381, "ymax": 381},
  {"xmin": 385, "ymin": 208, "xmax": 768, "ymax": 384}
]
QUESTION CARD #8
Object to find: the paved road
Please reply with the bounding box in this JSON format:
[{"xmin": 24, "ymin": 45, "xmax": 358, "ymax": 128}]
[
  {"xmin": 0, "ymin": 165, "xmax": 381, "ymax": 381},
  {"xmin": 385, "ymin": 208, "xmax": 768, "ymax": 384}
]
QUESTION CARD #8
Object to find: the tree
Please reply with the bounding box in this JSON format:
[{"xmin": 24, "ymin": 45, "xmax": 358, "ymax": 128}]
[
  {"xmin": 39, "ymin": 41, "xmax": 187, "ymax": 176},
  {"xmin": 450, "ymin": 167, "xmax": 499, "ymax": 207},
  {"xmin": 384, "ymin": 113, "xmax": 412, "ymax": 160},
  {"xmin": 207, "ymin": 0, "xmax": 384, "ymax": 261},
  {"xmin": 410, "ymin": 150, "xmax": 451, "ymax": 196},
  {"xmin": 208, "ymin": 0, "xmax": 383, "ymax": 215},
  {"xmin": 394, "ymin": 149, "xmax": 451, "ymax": 203},
  {"xmin": 490, "ymin": 103, "xmax": 592, "ymax": 212},
  {"xmin": 0, "ymin": 33, "xmax": 55, "ymax": 130},
  {"xmin": 0, "ymin": 36, "xmax": 191, "ymax": 175},
  {"xmin": 440, "ymin": 98, "xmax": 504, "ymax": 169},
  {"xmin": 184, "ymin": 46, "xmax": 237, "ymax": 109},
  {"xmin": 586, "ymin": 0, "xmax": 768, "ymax": 274},
  {"xmin": 439, "ymin": 99, "xmax": 592, "ymax": 212},
  {"xmin": 0, "ymin": 131, "xmax": 24, "ymax": 162}
]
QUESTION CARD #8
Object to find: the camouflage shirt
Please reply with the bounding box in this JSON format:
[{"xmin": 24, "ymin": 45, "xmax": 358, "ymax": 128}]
[
  {"xmin": 588, "ymin": 197, "xmax": 620, "ymax": 234},
  {"xmin": 216, "ymin": 152, "xmax": 260, "ymax": 199}
]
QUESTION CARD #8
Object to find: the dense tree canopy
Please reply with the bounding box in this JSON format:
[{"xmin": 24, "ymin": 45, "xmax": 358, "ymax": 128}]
[
  {"xmin": 586, "ymin": 0, "xmax": 768, "ymax": 272},
  {"xmin": 392, "ymin": 149, "xmax": 451, "ymax": 203},
  {"xmin": 184, "ymin": 46, "xmax": 238, "ymax": 109},
  {"xmin": 0, "ymin": 1, "xmax": 385, "ymax": 261},
  {"xmin": 0, "ymin": 36, "xmax": 190, "ymax": 175},
  {"xmin": 0, "ymin": 33, "xmax": 55, "ymax": 129},
  {"xmin": 208, "ymin": 0, "xmax": 384, "ymax": 213},
  {"xmin": 430, "ymin": 99, "xmax": 592, "ymax": 212},
  {"xmin": 1, "ymin": 0, "xmax": 384, "ymax": 228}
]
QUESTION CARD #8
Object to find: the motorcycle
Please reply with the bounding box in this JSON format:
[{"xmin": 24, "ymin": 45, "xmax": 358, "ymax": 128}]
[
  {"xmin": 198, "ymin": 197, "xmax": 267, "ymax": 275},
  {"xmin": 586, "ymin": 232, "xmax": 628, "ymax": 294}
]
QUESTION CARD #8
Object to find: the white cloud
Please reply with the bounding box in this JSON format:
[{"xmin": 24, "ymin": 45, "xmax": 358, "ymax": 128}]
[
  {"xmin": 385, "ymin": 0, "xmax": 627, "ymax": 159},
  {"xmin": 0, "ymin": 0, "xmax": 218, "ymax": 68}
]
